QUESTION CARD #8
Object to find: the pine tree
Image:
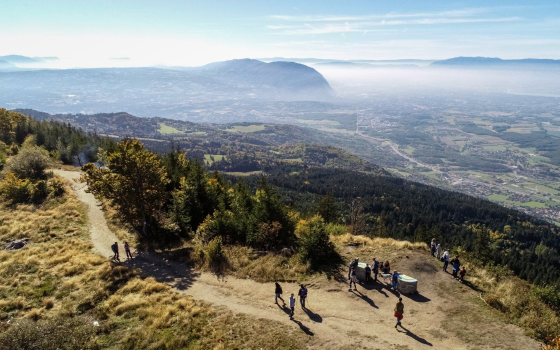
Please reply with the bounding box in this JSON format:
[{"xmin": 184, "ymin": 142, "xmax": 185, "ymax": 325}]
[
  {"xmin": 317, "ymin": 192, "xmax": 339, "ymax": 224},
  {"xmin": 81, "ymin": 139, "xmax": 170, "ymax": 237},
  {"xmin": 474, "ymin": 225, "xmax": 493, "ymax": 265}
]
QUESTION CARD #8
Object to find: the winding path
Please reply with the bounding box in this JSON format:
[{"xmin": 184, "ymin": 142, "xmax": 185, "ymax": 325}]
[{"xmin": 54, "ymin": 169, "xmax": 539, "ymax": 350}]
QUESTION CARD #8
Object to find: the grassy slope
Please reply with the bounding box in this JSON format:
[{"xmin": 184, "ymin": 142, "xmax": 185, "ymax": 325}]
[{"xmin": 0, "ymin": 177, "xmax": 309, "ymax": 349}]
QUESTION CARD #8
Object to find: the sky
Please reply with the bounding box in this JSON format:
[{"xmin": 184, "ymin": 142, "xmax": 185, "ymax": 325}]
[{"xmin": 1, "ymin": 0, "xmax": 559, "ymax": 66}]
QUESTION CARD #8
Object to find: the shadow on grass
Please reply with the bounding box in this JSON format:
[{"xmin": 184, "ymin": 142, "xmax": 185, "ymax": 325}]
[
  {"xmin": 277, "ymin": 303, "xmax": 292, "ymax": 316},
  {"xmin": 302, "ymin": 308, "xmax": 323, "ymax": 323},
  {"xmin": 291, "ymin": 319, "xmax": 314, "ymax": 336},
  {"xmin": 124, "ymin": 251, "xmax": 200, "ymax": 291},
  {"xmin": 398, "ymin": 326, "xmax": 433, "ymax": 346}
]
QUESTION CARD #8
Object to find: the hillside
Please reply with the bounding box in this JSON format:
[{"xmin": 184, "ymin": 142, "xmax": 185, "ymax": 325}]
[
  {"xmin": 194, "ymin": 59, "xmax": 334, "ymax": 98},
  {"xmin": 0, "ymin": 110, "xmax": 559, "ymax": 348},
  {"xmin": 14, "ymin": 109, "xmax": 386, "ymax": 174}
]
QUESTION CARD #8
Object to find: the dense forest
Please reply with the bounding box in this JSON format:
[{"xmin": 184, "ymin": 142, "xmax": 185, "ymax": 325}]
[{"xmin": 242, "ymin": 166, "xmax": 560, "ymax": 288}]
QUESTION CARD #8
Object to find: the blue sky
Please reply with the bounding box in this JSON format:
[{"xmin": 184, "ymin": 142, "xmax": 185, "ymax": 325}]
[{"xmin": 1, "ymin": 0, "xmax": 559, "ymax": 65}]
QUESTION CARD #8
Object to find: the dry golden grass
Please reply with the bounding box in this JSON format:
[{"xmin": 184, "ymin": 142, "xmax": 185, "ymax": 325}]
[
  {"xmin": 0, "ymin": 176, "xmax": 309, "ymax": 349},
  {"xmin": 225, "ymin": 245, "xmax": 310, "ymax": 282},
  {"xmin": 464, "ymin": 262, "xmax": 560, "ymax": 341},
  {"xmin": 331, "ymin": 233, "xmax": 428, "ymax": 251},
  {"xmin": 100, "ymin": 197, "xmax": 137, "ymax": 244}
]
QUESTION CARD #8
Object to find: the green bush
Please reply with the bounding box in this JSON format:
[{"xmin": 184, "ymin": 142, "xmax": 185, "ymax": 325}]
[
  {"xmin": 532, "ymin": 285, "xmax": 560, "ymax": 311},
  {"xmin": 4, "ymin": 146, "xmax": 50, "ymax": 179},
  {"xmin": 32, "ymin": 180, "xmax": 49, "ymax": 203},
  {"xmin": 324, "ymin": 223, "xmax": 347, "ymax": 236},
  {"xmin": 206, "ymin": 236, "xmax": 227, "ymax": 271},
  {"xmin": 0, "ymin": 172, "xmax": 33, "ymax": 203},
  {"xmin": 48, "ymin": 177, "xmax": 66, "ymax": 197},
  {"xmin": 297, "ymin": 216, "xmax": 341, "ymax": 270}
]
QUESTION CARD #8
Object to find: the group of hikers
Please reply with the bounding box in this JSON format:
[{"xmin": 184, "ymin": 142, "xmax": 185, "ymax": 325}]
[
  {"xmin": 274, "ymin": 240, "xmax": 469, "ymax": 330},
  {"xmin": 275, "ymin": 282, "xmax": 308, "ymax": 319},
  {"xmin": 430, "ymin": 238, "xmax": 466, "ymax": 282},
  {"xmin": 110, "ymin": 241, "xmax": 132, "ymax": 262},
  {"xmin": 348, "ymin": 257, "xmax": 400, "ymax": 290},
  {"xmin": 274, "ymin": 256, "xmax": 407, "ymax": 330}
]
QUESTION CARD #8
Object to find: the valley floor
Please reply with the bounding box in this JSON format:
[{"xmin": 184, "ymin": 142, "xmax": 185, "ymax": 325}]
[{"xmin": 55, "ymin": 169, "xmax": 541, "ymax": 350}]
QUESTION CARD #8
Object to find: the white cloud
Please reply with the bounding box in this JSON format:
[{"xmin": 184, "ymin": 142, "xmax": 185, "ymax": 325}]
[
  {"xmin": 269, "ymin": 8, "xmax": 490, "ymax": 22},
  {"xmin": 268, "ymin": 17, "xmax": 521, "ymax": 35}
]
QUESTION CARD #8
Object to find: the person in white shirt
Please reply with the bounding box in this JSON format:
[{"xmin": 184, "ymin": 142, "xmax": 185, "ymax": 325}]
[
  {"xmin": 442, "ymin": 250, "xmax": 450, "ymax": 272},
  {"xmin": 289, "ymin": 293, "xmax": 296, "ymax": 318}
]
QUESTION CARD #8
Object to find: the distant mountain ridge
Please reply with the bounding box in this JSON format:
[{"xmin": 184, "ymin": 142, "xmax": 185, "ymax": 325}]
[
  {"xmin": 0, "ymin": 55, "xmax": 59, "ymax": 64},
  {"xmin": 173, "ymin": 58, "xmax": 334, "ymax": 98},
  {"xmin": 431, "ymin": 56, "xmax": 560, "ymax": 68}
]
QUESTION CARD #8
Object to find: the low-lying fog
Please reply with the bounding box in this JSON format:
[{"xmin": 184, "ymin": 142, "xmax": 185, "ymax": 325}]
[{"xmin": 314, "ymin": 65, "xmax": 560, "ymax": 100}]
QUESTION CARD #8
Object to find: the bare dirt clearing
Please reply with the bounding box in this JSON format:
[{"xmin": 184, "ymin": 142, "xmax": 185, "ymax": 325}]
[{"xmin": 55, "ymin": 169, "xmax": 540, "ymax": 350}]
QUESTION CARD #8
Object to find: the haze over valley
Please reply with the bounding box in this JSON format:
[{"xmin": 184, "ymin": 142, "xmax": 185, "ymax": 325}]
[{"xmin": 3, "ymin": 55, "xmax": 560, "ymax": 224}]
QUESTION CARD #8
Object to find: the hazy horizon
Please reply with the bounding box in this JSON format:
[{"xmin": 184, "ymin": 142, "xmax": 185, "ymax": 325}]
[{"xmin": 1, "ymin": 0, "xmax": 560, "ymax": 67}]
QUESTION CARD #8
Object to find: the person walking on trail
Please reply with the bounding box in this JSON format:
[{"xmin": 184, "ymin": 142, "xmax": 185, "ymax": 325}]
[
  {"xmin": 372, "ymin": 258, "xmax": 379, "ymax": 282},
  {"xmin": 391, "ymin": 270, "xmax": 399, "ymax": 290},
  {"xmin": 124, "ymin": 241, "xmax": 132, "ymax": 259},
  {"xmin": 111, "ymin": 242, "xmax": 120, "ymax": 261},
  {"xmin": 298, "ymin": 285, "xmax": 308, "ymax": 308},
  {"xmin": 436, "ymin": 244, "xmax": 442, "ymax": 260},
  {"xmin": 349, "ymin": 268, "xmax": 358, "ymax": 291},
  {"xmin": 430, "ymin": 239, "xmax": 436, "ymax": 257},
  {"xmin": 289, "ymin": 293, "xmax": 296, "ymax": 319},
  {"xmin": 275, "ymin": 282, "xmax": 284, "ymax": 304},
  {"xmin": 348, "ymin": 257, "xmax": 359, "ymax": 280},
  {"xmin": 394, "ymin": 297, "xmax": 404, "ymax": 329},
  {"xmin": 451, "ymin": 256, "xmax": 461, "ymax": 279},
  {"xmin": 442, "ymin": 250, "xmax": 450, "ymax": 272},
  {"xmin": 459, "ymin": 266, "xmax": 467, "ymax": 283},
  {"xmin": 365, "ymin": 264, "xmax": 372, "ymax": 283}
]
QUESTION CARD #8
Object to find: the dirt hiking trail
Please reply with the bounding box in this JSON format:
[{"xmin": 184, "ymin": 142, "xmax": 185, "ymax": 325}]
[{"xmin": 55, "ymin": 169, "xmax": 540, "ymax": 350}]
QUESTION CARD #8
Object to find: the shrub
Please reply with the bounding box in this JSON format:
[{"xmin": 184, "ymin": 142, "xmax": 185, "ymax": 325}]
[
  {"xmin": 0, "ymin": 315, "xmax": 98, "ymax": 350},
  {"xmin": 0, "ymin": 172, "xmax": 32, "ymax": 203},
  {"xmin": 532, "ymin": 285, "xmax": 560, "ymax": 311},
  {"xmin": 206, "ymin": 236, "xmax": 227, "ymax": 271},
  {"xmin": 4, "ymin": 146, "xmax": 50, "ymax": 179},
  {"xmin": 297, "ymin": 216, "xmax": 340, "ymax": 270},
  {"xmin": 324, "ymin": 223, "xmax": 347, "ymax": 236},
  {"xmin": 9, "ymin": 143, "xmax": 19, "ymax": 155},
  {"xmin": 32, "ymin": 180, "xmax": 49, "ymax": 203},
  {"xmin": 48, "ymin": 177, "xmax": 66, "ymax": 197}
]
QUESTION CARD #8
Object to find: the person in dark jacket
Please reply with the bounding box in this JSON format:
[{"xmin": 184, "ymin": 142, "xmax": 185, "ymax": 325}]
[
  {"xmin": 365, "ymin": 264, "xmax": 372, "ymax": 283},
  {"xmin": 349, "ymin": 268, "xmax": 358, "ymax": 291},
  {"xmin": 372, "ymin": 257, "xmax": 379, "ymax": 282},
  {"xmin": 111, "ymin": 242, "xmax": 120, "ymax": 261},
  {"xmin": 275, "ymin": 282, "xmax": 284, "ymax": 304},
  {"xmin": 451, "ymin": 256, "xmax": 461, "ymax": 279},
  {"xmin": 298, "ymin": 285, "xmax": 308, "ymax": 308},
  {"xmin": 124, "ymin": 241, "xmax": 132, "ymax": 259},
  {"xmin": 430, "ymin": 238, "xmax": 436, "ymax": 257},
  {"xmin": 383, "ymin": 260, "xmax": 391, "ymax": 274},
  {"xmin": 348, "ymin": 257, "xmax": 359, "ymax": 280},
  {"xmin": 459, "ymin": 266, "xmax": 467, "ymax": 283}
]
